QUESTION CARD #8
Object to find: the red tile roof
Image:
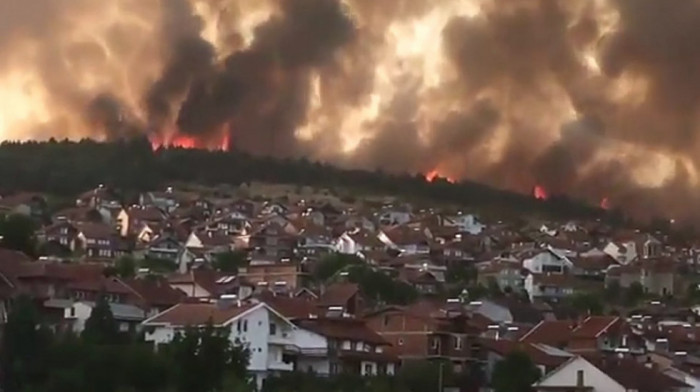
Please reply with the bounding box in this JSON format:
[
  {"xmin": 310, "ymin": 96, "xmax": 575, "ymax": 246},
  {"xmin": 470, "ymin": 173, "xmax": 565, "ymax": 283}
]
[
  {"xmin": 145, "ymin": 302, "xmax": 258, "ymax": 326},
  {"xmin": 319, "ymin": 283, "xmax": 359, "ymax": 307},
  {"xmin": 297, "ymin": 318, "xmax": 389, "ymax": 346},
  {"xmin": 520, "ymin": 320, "xmax": 575, "ymax": 346},
  {"xmin": 121, "ymin": 277, "xmax": 185, "ymax": 308},
  {"xmin": 571, "ymin": 316, "xmax": 620, "ymax": 339},
  {"xmin": 258, "ymin": 291, "xmax": 319, "ymax": 320},
  {"xmin": 479, "ymin": 338, "xmax": 570, "ymax": 368},
  {"xmin": 68, "ymin": 276, "xmax": 132, "ymax": 295},
  {"xmin": 591, "ymin": 357, "xmax": 690, "ymax": 391}
]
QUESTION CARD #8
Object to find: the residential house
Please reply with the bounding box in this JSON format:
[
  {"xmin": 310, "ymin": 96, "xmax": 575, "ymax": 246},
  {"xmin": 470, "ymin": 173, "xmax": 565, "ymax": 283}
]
[
  {"xmin": 144, "ymin": 234, "xmax": 183, "ymax": 263},
  {"xmin": 76, "ymin": 185, "xmax": 121, "ymax": 211},
  {"xmin": 64, "ymin": 300, "xmax": 147, "ymax": 334},
  {"xmin": 365, "ymin": 300, "xmax": 478, "ymax": 371},
  {"xmin": 120, "ymin": 276, "xmax": 186, "ymax": 314},
  {"xmin": 143, "ymin": 300, "xmax": 308, "ymax": 388},
  {"xmin": 607, "ymin": 257, "xmax": 681, "ymax": 296},
  {"xmin": 376, "ymin": 206, "xmax": 412, "ymax": 227},
  {"xmin": 480, "ymin": 338, "xmax": 573, "ymax": 386},
  {"xmin": 522, "ymin": 248, "xmax": 574, "ymax": 275},
  {"xmin": 520, "ymin": 320, "xmax": 576, "ymax": 349},
  {"xmin": 249, "ymin": 222, "xmax": 297, "ymax": 260},
  {"xmin": 444, "ymin": 213, "xmax": 485, "ymax": 235},
  {"xmin": 239, "ymin": 260, "xmax": 306, "ymax": 294},
  {"xmin": 138, "ymin": 187, "xmax": 187, "ymax": 212},
  {"xmin": 76, "ymin": 222, "xmax": 126, "ymax": 259},
  {"xmin": 40, "ymin": 220, "xmax": 80, "ymax": 253},
  {"xmin": 336, "ymin": 228, "xmax": 385, "ymax": 255},
  {"xmin": 0, "ymin": 192, "xmax": 47, "ymax": 218},
  {"xmin": 378, "ymin": 225, "xmax": 431, "ymax": 255},
  {"xmin": 295, "ymin": 317, "xmax": 398, "ymax": 376},
  {"xmin": 477, "ymin": 256, "xmax": 523, "ymax": 291},
  {"xmin": 297, "ymin": 221, "xmax": 335, "ymax": 261},
  {"xmin": 67, "ymin": 276, "xmax": 136, "ymax": 304},
  {"xmin": 318, "ymin": 283, "xmax": 364, "ymax": 317},
  {"xmin": 533, "ymin": 355, "xmax": 691, "ymax": 392},
  {"xmin": 567, "ymin": 316, "xmax": 631, "ymax": 354},
  {"xmin": 168, "ymin": 269, "xmax": 221, "ymax": 299},
  {"xmin": 184, "ymin": 228, "xmax": 233, "ymax": 263},
  {"xmin": 116, "ymin": 206, "xmax": 166, "ymax": 237},
  {"xmin": 571, "ymin": 254, "xmax": 615, "ymax": 279},
  {"xmin": 467, "ymin": 298, "xmax": 547, "ymax": 327},
  {"xmin": 524, "ymin": 273, "xmax": 575, "ymax": 302}
]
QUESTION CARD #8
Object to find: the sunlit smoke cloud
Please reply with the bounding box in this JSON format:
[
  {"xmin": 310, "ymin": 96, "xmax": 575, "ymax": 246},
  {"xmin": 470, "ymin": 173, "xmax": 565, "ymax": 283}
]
[{"xmin": 3, "ymin": 0, "xmax": 700, "ymax": 221}]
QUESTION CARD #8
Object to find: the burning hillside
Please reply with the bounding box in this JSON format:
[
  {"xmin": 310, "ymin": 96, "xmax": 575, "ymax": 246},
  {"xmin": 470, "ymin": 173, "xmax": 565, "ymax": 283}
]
[{"xmin": 3, "ymin": 0, "xmax": 700, "ymax": 219}]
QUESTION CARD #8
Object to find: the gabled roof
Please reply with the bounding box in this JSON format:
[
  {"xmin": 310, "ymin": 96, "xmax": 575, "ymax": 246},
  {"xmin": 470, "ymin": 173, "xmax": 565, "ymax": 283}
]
[
  {"xmin": 592, "ymin": 356, "xmax": 691, "ymax": 392},
  {"xmin": 520, "ymin": 320, "xmax": 575, "ymax": 346},
  {"xmin": 571, "ymin": 316, "xmax": 620, "ymax": 339},
  {"xmin": 143, "ymin": 301, "xmax": 261, "ymax": 326},
  {"xmin": 259, "ymin": 291, "xmax": 319, "ymax": 320},
  {"xmin": 121, "ymin": 277, "xmax": 185, "ymax": 308},
  {"xmin": 296, "ymin": 317, "xmax": 389, "ymax": 346},
  {"xmin": 479, "ymin": 338, "xmax": 571, "ymax": 368},
  {"xmin": 77, "ymin": 222, "xmax": 117, "ymax": 240},
  {"xmin": 319, "ymin": 283, "xmax": 359, "ymax": 307}
]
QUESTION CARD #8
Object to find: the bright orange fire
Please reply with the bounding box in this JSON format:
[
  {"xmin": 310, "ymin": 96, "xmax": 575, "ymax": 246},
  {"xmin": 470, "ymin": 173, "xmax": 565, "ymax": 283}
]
[
  {"xmin": 600, "ymin": 197, "xmax": 610, "ymax": 210},
  {"xmin": 150, "ymin": 131, "xmax": 229, "ymax": 151},
  {"xmin": 533, "ymin": 185, "xmax": 548, "ymax": 200},
  {"xmin": 425, "ymin": 169, "xmax": 455, "ymax": 183}
]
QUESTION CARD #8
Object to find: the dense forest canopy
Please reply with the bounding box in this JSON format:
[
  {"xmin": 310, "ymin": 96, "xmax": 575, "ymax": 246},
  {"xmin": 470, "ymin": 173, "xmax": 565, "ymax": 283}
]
[{"xmin": 0, "ymin": 138, "xmax": 615, "ymax": 222}]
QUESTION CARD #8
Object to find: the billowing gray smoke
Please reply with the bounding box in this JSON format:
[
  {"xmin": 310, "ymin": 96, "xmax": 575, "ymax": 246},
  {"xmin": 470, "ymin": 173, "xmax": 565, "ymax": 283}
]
[{"xmin": 3, "ymin": 0, "xmax": 700, "ymax": 220}]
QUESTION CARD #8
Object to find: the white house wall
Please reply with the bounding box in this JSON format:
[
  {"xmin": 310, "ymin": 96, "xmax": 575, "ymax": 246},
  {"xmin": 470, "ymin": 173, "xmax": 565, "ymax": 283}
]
[{"xmin": 535, "ymin": 357, "xmax": 625, "ymax": 392}]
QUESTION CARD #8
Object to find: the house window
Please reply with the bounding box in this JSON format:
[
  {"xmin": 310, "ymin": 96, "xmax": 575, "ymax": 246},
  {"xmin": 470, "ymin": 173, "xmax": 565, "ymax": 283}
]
[
  {"xmin": 454, "ymin": 336, "xmax": 463, "ymax": 350},
  {"xmin": 70, "ymin": 306, "xmax": 75, "ymax": 317},
  {"xmin": 364, "ymin": 363, "xmax": 373, "ymax": 376},
  {"xmin": 383, "ymin": 315, "xmax": 390, "ymax": 327},
  {"xmin": 269, "ymin": 323, "xmax": 277, "ymax": 336},
  {"xmin": 431, "ymin": 338, "xmax": 440, "ymax": 350},
  {"xmin": 237, "ymin": 320, "xmax": 241, "ymax": 333},
  {"xmin": 243, "ymin": 320, "xmax": 248, "ymax": 332}
]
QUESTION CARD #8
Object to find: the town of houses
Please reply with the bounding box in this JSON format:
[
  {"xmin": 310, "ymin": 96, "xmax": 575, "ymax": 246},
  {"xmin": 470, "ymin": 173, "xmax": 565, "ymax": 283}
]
[{"xmin": 2, "ymin": 184, "xmax": 700, "ymax": 391}]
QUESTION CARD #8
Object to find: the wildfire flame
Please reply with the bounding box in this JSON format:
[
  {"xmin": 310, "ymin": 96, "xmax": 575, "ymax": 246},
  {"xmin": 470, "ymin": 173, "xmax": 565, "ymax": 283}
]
[
  {"xmin": 425, "ymin": 169, "xmax": 455, "ymax": 184},
  {"xmin": 533, "ymin": 185, "xmax": 548, "ymax": 200}
]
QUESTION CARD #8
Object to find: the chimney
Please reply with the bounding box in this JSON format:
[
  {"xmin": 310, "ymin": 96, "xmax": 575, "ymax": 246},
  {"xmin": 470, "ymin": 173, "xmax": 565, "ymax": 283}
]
[{"xmin": 576, "ymin": 370, "xmax": 584, "ymax": 388}]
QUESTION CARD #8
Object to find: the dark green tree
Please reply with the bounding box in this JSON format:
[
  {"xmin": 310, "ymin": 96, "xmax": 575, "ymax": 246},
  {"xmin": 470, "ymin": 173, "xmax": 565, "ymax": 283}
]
[
  {"xmin": 167, "ymin": 323, "xmax": 250, "ymax": 392},
  {"xmin": 446, "ymin": 264, "xmax": 478, "ymax": 285},
  {"xmin": 604, "ymin": 280, "xmax": 622, "ymax": 302},
  {"xmin": 569, "ymin": 292, "xmax": 604, "ymax": 316},
  {"xmin": 81, "ymin": 295, "xmax": 119, "ymax": 345},
  {"xmin": 123, "ymin": 345, "xmax": 170, "ymax": 392},
  {"xmin": 314, "ymin": 254, "xmax": 363, "ymax": 282},
  {"xmin": 0, "ymin": 214, "xmax": 37, "ymax": 256},
  {"xmin": 624, "ymin": 281, "xmax": 646, "ymax": 307},
  {"xmin": 396, "ymin": 360, "xmax": 455, "ymax": 392},
  {"xmin": 346, "ymin": 264, "xmax": 418, "ymax": 305},
  {"xmin": 492, "ymin": 350, "xmax": 541, "ymax": 392},
  {"xmin": 114, "ymin": 256, "xmax": 136, "ymax": 278},
  {"xmin": 213, "ymin": 251, "xmax": 248, "ymax": 274},
  {"xmin": 0, "ymin": 295, "xmax": 52, "ymax": 392}
]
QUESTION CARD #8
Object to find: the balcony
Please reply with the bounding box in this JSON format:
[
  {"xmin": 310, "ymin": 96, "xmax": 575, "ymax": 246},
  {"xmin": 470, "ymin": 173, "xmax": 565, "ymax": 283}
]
[{"xmin": 268, "ymin": 330, "xmax": 294, "ymax": 345}]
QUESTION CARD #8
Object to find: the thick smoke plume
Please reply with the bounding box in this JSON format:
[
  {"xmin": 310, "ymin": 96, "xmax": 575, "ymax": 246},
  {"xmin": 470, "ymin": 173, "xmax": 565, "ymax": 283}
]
[{"xmin": 2, "ymin": 0, "xmax": 700, "ymax": 220}]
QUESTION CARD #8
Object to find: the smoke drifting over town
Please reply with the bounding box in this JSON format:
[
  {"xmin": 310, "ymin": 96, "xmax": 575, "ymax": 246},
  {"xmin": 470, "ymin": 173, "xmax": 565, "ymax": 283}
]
[{"xmin": 2, "ymin": 0, "xmax": 700, "ymax": 219}]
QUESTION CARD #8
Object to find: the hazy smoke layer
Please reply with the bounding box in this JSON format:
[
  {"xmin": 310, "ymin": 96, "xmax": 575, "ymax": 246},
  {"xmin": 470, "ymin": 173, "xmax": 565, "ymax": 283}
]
[{"xmin": 2, "ymin": 0, "xmax": 700, "ymax": 220}]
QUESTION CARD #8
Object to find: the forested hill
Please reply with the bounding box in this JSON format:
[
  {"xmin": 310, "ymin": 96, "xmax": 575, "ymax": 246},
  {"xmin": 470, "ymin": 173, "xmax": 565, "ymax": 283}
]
[{"xmin": 0, "ymin": 138, "xmax": 616, "ymax": 221}]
